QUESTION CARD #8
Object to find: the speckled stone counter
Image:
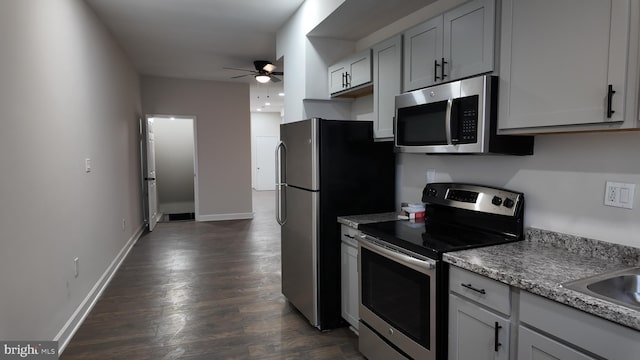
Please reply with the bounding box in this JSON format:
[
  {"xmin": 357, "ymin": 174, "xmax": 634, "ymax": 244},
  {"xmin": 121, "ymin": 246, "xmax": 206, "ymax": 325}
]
[
  {"xmin": 444, "ymin": 228, "xmax": 640, "ymax": 331},
  {"xmin": 337, "ymin": 212, "xmax": 399, "ymax": 229}
]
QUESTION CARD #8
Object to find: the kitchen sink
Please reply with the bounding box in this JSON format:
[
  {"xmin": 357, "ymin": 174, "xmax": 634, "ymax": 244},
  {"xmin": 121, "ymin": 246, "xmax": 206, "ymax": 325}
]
[{"xmin": 562, "ymin": 267, "xmax": 640, "ymax": 311}]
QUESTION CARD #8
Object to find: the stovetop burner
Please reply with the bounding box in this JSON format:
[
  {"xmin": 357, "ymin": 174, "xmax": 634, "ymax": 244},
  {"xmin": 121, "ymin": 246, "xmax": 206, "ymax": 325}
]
[
  {"xmin": 358, "ymin": 183, "xmax": 525, "ymax": 259},
  {"xmin": 359, "ymin": 219, "xmax": 519, "ymax": 259}
]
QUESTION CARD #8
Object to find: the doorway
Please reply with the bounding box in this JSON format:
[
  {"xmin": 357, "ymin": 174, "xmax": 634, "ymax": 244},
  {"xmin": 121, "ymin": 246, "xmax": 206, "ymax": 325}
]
[
  {"xmin": 145, "ymin": 115, "xmax": 198, "ymax": 223},
  {"xmin": 250, "ymin": 111, "xmax": 281, "ymax": 191}
]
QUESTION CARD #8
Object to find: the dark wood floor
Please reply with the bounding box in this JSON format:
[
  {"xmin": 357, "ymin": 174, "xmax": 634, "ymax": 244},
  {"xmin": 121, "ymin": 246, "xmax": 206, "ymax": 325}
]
[{"xmin": 62, "ymin": 191, "xmax": 363, "ymax": 360}]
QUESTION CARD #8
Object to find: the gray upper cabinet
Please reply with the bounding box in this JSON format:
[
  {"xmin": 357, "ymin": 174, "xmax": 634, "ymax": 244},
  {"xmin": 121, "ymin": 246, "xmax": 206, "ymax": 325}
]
[
  {"xmin": 373, "ymin": 35, "xmax": 402, "ymax": 140},
  {"xmin": 443, "ymin": 0, "xmax": 495, "ymax": 82},
  {"xmin": 403, "ymin": 0, "xmax": 495, "ymax": 92},
  {"xmin": 403, "ymin": 16, "xmax": 443, "ymax": 92},
  {"xmin": 329, "ymin": 49, "xmax": 373, "ymax": 96},
  {"xmin": 498, "ymin": 0, "xmax": 637, "ymax": 134}
]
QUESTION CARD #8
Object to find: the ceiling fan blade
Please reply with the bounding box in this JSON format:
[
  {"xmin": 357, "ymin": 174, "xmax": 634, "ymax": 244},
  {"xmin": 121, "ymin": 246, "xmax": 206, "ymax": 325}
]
[
  {"xmin": 231, "ymin": 74, "xmax": 251, "ymax": 79},
  {"xmin": 271, "ymin": 71, "xmax": 284, "ymax": 76},
  {"xmin": 223, "ymin": 67, "xmax": 255, "ymax": 73},
  {"xmin": 270, "ymin": 76, "xmax": 282, "ymax": 83}
]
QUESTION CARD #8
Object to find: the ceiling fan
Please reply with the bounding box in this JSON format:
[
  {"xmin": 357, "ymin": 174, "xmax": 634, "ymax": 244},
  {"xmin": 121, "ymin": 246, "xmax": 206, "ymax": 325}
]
[{"xmin": 225, "ymin": 60, "xmax": 283, "ymax": 83}]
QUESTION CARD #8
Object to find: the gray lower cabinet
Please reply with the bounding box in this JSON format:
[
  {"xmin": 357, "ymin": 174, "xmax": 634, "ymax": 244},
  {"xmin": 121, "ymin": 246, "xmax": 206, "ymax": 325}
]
[
  {"xmin": 340, "ymin": 225, "xmax": 359, "ymax": 330},
  {"xmin": 517, "ymin": 326, "xmax": 596, "ymax": 360},
  {"xmin": 372, "ymin": 35, "xmax": 402, "ymax": 140},
  {"xmin": 519, "ymin": 291, "xmax": 640, "ymax": 360},
  {"xmin": 449, "ymin": 294, "xmax": 510, "ymax": 360},
  {"xmin": 449, "ymin": 266, "xmax": 511, "ymax": 360}
]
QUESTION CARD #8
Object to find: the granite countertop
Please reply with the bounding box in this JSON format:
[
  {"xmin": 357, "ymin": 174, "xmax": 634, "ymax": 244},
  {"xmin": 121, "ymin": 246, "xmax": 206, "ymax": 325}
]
[
  {"xmin": 337, "ymin": 212, "xmax": 399, "ymax": 229},
  {"xmin": 444, "ymin": 228, "xmax": 640, "ymax": 331}
]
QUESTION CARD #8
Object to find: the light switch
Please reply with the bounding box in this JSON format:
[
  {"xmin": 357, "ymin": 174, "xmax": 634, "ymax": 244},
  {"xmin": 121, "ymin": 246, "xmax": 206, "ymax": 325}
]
[
  {"xmin": 85, "ymin": 158, "xmax": 91, "ymax": 173},
  {"xmin": 620, "ymin": 188, "xmax": 630, "ymax": 204}
]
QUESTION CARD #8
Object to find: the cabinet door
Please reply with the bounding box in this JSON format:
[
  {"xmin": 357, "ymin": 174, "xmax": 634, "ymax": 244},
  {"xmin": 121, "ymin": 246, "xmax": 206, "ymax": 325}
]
[
  {"xmin": 443, "ymin": 0, "xmax": 495, "ymax": 81},
  {"xmin": 329, "ymin": 62, "xmax": 347, "ymax": 94},
  {"xmin": 499, "ymin": 0, "xmax": 630, "ymax": 132},
  {"xmin": 341, "ymin": 242, "xmax": 359, "ymax": 330},
  {"xmin": 518, "ymin": 326, "xmax": 597, "ymax": 360},
  {"xmin": 449, "ymin": 294, "xmax": 510, "ymax": 360},
  {"xmin": 348, "ymin": 49, "xmax": 372, "ymax": 88},
  {"xmin": 373, "ymin": 35, "xmax": 402, "ymax": 139},
  {"xmin": 403, "ymin": 16, "xmax": 443, "ymax": 92}
]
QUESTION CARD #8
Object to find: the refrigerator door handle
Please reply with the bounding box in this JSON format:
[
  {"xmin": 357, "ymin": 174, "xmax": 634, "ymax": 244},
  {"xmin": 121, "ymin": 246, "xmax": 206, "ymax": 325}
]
[{"xmin": 275, "ymin": 141, "xmax": 287, "ymax": 225}]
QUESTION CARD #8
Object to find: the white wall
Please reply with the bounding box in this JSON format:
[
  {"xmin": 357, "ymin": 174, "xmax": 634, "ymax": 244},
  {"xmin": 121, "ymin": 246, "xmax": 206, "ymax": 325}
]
[
  {"xmin": 250, "ymin": 112, "xmax": 281, "ymax": 189},
  {"xmin": 0, "ymin": 0, "xmax": 143, "ymax": 341},
  {"xmin": 398, "ymin": 132, "xmax": 640, "ymax": 248},
  {"xmin": 153, "ymin": 117, "xmax": 195, "ymax": 214},
  {"xmin": 276, "ymin": 0, "xmax": 357, "ymax": 123},
  {"xmin": 140, "ymin": 76, "xmax": 253, "ymax": 221}
]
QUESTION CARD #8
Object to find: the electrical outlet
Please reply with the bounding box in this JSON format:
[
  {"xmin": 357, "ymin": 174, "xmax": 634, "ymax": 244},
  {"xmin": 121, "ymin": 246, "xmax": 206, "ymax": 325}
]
[
  {"xmin": 74, "ymin": 257, "xmax": 79, "ymax": 278},
  {"xmin": 604, "ymin": 181, "xmax": 635, "ymax": 209}
]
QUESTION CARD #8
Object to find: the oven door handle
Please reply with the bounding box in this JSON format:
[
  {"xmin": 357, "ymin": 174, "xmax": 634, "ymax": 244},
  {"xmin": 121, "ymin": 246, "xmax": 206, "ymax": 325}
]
[{"xmin": 359, "ymin": 234, "xmax": 436, "ymax": 275}]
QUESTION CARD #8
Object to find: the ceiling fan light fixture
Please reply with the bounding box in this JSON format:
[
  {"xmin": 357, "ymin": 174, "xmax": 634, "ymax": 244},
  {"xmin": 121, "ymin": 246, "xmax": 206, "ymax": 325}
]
[{"xmin": 255, "ymin": 74, "xmax": 270, "ymax": 83}]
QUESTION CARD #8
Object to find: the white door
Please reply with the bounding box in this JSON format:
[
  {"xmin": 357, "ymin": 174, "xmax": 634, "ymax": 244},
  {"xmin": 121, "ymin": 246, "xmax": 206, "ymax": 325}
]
[
  {"xmin": 143, "ymin": 117, "xmax": 159, "ymax": 231},
  {"xmin": 255, "ymin": 136, "xmax": 278, "ymax": 191}
]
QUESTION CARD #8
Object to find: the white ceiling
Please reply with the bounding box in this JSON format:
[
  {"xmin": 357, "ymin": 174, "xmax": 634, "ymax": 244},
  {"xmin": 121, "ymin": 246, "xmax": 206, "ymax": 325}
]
[
  {"xmin": 85, "ymin": 0, "xmax": 302, "ymax": 83},
  {"xmin": 85, "ymin": 0, "xmax": 437, "ymax": 115}
]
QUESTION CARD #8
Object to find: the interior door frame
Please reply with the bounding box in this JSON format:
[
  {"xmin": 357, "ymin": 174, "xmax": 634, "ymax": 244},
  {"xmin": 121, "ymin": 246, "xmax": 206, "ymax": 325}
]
[{"xmin": 144, "ymin": 114, "xmax": 200, "ymax": 222}]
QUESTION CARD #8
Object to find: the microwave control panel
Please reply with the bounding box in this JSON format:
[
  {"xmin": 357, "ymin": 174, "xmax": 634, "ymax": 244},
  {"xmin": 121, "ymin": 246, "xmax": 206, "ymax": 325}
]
[{"xmin": 452, "ymin": 95, "xmax": 478, "ymax": 144}]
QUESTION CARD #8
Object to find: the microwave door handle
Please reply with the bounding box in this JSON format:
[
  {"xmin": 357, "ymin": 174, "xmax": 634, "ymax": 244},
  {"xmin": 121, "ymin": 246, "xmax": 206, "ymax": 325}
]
[{"xmin": 445, "ymin": 98, "xmax": 453, "ymax": 145}]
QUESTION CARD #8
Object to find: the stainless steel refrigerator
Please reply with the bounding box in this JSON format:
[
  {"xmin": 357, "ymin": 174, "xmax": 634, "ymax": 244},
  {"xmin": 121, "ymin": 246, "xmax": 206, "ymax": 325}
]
[{"xmin": 276, "ymin": 118, "xmax": 395, "ymax": 330}]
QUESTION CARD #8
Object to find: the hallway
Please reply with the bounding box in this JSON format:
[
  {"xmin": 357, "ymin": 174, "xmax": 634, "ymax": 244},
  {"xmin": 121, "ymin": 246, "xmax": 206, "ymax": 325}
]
[{"xmin": 62, "ymin": 191, "xmax": 362, "ymax": 359}]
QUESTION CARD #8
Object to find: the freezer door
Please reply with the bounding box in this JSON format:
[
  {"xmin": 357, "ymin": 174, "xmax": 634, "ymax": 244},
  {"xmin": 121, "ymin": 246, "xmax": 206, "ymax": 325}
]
[
  {"xmin": 281, "ymin": 185, "xmax": 319, "ymax": 327},
  {"xmin": 280, "ymin": 118, "xmax": 319, "ymax": 191}
]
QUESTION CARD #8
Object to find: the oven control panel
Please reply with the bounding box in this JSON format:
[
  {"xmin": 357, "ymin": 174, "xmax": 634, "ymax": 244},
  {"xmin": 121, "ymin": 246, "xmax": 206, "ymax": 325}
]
[{"xmin": 422, "ymin": 183, "xmax": 523, "ymax": 217}]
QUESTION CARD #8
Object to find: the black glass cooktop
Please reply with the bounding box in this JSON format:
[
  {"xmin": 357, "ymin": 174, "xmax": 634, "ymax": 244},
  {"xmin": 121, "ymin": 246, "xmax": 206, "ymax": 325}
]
[{"xmin": 358, "ymin": 219, "xmax": 520, "ymax": 260}]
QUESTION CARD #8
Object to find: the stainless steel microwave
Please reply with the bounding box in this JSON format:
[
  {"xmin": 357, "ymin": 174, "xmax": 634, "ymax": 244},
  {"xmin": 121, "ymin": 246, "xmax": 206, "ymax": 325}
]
[{"xmin": 394, "ymin": 75, "xmax": 533, "ymax": 155}]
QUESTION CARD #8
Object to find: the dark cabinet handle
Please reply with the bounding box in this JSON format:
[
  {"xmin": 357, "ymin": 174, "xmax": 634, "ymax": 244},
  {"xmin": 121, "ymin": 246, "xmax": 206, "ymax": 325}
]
[
  {"xmin": 494, "ymin": 322, "xmax": 502, "ymax": 352},
  {"xmin": 434, "ymin": 59, "xmax": 440, "ymax": 81},
  {"xmin": 461, "ymin": 283, "xmax": 486, "ymax": 295},
  {"xmin": 346, "ymin": 73, "xmax": 351, "ymax": 87},
  {"xmin": 607, "ymin": 84, "xmax": 616, "ymax": 118},
  {"xmin": 441, "ymin": 57, "xmax": 448, "ymax": 79},
  {"xmin": 342, "ymin": 73, "xmax": 346, "ymax": 88}
]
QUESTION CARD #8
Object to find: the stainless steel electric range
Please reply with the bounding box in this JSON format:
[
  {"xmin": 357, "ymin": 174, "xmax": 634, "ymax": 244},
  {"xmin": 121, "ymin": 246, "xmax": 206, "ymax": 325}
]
[{"xmin": 357, "ymin": 183, "xmax": 525, "ymax": 360}]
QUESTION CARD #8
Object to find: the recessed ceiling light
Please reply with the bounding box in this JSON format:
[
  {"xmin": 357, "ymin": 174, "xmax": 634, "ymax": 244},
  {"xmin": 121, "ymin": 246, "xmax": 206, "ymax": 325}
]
[
  {"xmin": 278, "ymin": 93, "xmax": 285, "ymax": 97},
  {"xmin": 257, "ymin": 108, "xmax": 262, "ymax": 111},
  {"xmin": 265, "ymin": 102, "xmax": 271, "ymax": 106}
]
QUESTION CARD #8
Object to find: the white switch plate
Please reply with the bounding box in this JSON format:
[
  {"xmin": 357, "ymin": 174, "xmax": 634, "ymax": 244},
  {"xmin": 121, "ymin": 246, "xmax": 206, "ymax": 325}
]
[
  {"xmin": 84, "ymin": 158, "xmax": 91, "ymax": 173},
  {"xmin": 604, "ymin": 181, "xmax": 635, "ymax": 209}
]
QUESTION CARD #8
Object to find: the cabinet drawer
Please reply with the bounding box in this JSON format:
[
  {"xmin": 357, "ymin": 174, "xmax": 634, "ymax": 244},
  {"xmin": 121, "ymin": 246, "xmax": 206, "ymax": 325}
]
[
  {"xmin": 449, "ymin": 266, "xmax": 510, "ymax": 315},
  {"xmin": 340, "ymin": 224, "xmax": 360, "ymax": 247}
]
